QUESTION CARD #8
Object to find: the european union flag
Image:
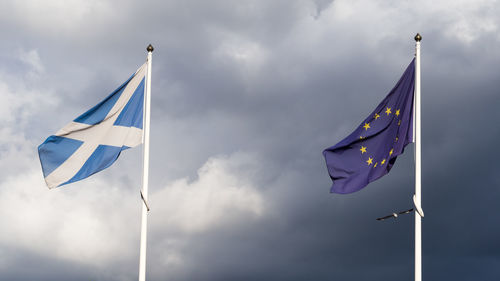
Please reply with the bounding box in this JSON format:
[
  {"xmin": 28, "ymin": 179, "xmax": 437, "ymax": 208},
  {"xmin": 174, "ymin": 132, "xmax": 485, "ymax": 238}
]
[{"xmin": 323, "ymin": 60, "xmax": 415, "ymax": 194}]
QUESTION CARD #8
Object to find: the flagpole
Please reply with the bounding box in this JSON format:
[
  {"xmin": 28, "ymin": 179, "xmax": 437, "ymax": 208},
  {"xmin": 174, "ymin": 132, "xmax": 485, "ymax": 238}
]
[
  {"xmin": 139, "ymin": 44, "xmax": 153, "ymax": 281},
  {"xmin": 414, "ymin": 33, "xmax": 422, "ymax": 281}
]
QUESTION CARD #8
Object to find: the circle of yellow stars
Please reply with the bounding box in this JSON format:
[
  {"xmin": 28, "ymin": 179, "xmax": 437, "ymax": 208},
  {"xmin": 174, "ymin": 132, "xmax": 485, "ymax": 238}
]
[{"xmin": 358, "ymin": 106, "xmax": 402, "ymax": 168}]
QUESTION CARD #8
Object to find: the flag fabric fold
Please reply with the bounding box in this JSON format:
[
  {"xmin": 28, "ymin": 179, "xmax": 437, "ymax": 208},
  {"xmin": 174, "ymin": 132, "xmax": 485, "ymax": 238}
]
[
  {"xmin": 323, "ymin": 59, "xmax": 415, "ymax": 194},
  {"xmin": 38, "ymin": 63, "xmax": 147, "ymax": 188}
]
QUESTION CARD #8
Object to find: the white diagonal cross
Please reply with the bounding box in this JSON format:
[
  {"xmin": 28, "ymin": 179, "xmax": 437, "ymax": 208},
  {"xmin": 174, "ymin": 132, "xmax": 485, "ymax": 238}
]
[{"xmin": 45, "ymin": 64, "xmax": 146, "ymax": 188}]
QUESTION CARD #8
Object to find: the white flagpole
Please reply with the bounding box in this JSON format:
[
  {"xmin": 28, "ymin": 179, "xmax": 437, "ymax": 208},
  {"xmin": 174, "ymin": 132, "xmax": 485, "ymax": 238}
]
[
  {"xmin": 139, "ymin": 44, "xmax": 154, "ymax": 281},
  {"xmin": 413, "ymin": 33, "xmax": 423, "ymax": 281}
]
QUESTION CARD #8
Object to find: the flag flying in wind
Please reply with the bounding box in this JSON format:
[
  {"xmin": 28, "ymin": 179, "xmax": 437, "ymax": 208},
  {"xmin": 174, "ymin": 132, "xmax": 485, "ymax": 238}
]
[
  {"xmin": 323, "ymin": 59, "xmax": 415, "ymax": 194},
  {"xmin": 38, "ymin": 63, "xmax": 147, "ymax": 188}
]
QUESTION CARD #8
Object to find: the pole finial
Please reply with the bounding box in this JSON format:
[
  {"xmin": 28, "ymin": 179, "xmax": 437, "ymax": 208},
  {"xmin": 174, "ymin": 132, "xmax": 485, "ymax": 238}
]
[
  {"xmin": 146, "ymin": 44, "xmax": 154, "ymax": 53},
  {"xmin": 414, "ymin": 33, "xmax": 422, "ymax": 42}
]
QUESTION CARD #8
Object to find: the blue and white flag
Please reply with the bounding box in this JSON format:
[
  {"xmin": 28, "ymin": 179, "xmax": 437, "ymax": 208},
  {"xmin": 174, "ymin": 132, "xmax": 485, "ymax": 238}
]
[{"xmin": 38, "ymin": 63, "xmax": 147, "ymax": 188}]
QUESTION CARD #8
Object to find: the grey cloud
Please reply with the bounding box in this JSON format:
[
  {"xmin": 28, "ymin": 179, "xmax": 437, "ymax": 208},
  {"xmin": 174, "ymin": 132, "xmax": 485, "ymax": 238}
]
[{"xmin": 1, "ymin": 0, "xmax": 500, "ymax": 280}]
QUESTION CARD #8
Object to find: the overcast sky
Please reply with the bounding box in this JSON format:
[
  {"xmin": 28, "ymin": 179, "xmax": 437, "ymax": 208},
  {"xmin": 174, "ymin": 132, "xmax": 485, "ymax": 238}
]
[{"xmin": 1, "ymin": 0, "xmax": 499, "ymax": 280}]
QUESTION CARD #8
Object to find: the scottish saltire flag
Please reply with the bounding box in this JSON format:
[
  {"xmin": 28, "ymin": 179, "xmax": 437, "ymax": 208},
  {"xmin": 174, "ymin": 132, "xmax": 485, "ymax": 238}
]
[
  {"xmin": 323, "ymin": 60, "xmax": 415, "ymax": 194},
  {"xmin": 38, "ymin": 63, "xmax": 147, "ymax": 188}
]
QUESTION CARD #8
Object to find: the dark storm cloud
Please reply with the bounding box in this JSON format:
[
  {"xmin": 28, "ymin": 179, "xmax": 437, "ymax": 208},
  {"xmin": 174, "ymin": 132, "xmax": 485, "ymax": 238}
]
[{"xmin": 1, "ymin": 0, "xmax": 499, "ymax": 281}]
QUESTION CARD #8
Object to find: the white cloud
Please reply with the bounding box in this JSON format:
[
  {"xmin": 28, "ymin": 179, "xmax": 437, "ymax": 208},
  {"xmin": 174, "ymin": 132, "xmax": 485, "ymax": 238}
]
[
  {"xmin": 151, "ymin": 153, "xmax": 265, "ymax": 234},
  {"xmin": 221, "ymin": 40, "xmax": 267, "ymax": 65},
  {"xmin": 1, "ymin": 0, "xmax": 112, "ymax": 33},
  {"xmin": 0, "ymin": 79, "xmax": 48, "ymax": 125},
  {"xmin": 212, "ymin": 30, "xmax": 269, "ymax": 77},
  {"xmin": 0, "ymin": 49, "xmax": 57, "ymax": 126},
  {"xmin": 18, "ymin": 49, "xmax": 44, "ymax": 72},
  {"xmin": 297, "ymin": 0, "xmax": 500, "ymax": 48},
  {"xmin": 415, "ymin": 0, "xmax": 499, "ymax": 43},
  {"xmin": 0, "ymin": 49, "xmax": 137, "ymax": 267},
  {"xmin": 19, "ymin": 49, "xmax": 45, "ymax": 75},
  {"xmin": 0, "ymin": 49, "xmax": 58, "ymax": 177},
  {"xmin": 0, "ymin": 168, "xmax": 140, "ymax": 265},
  {"xmin": 0, "ymin": 146, "xmax": 264, "ymax": 270}
]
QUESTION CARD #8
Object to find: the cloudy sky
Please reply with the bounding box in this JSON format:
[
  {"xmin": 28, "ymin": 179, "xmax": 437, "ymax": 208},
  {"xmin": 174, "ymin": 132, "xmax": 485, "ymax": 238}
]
[{"xmin": 1, "ymin": 0, "xmax": 500, "ymax": 280}]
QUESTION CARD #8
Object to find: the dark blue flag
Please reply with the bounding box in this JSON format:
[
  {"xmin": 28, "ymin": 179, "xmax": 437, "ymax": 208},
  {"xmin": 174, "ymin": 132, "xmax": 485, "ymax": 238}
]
[{"xmin": 323, "ymin": 60, "xmax": 415, "ymax": 194}]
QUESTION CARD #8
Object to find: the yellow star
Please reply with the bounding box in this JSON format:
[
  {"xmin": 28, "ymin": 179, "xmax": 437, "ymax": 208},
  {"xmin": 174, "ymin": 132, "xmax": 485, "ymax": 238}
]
[
  {"xmin": 385, "ymin": 107, "xmax": 392, "ymax": 115},
  {"xmin": 374, "ymin": 162, "xmax": 378, "ymax": 168},
  {"xmin": 359, "ymin": 136, "xmax": 365, "ymax": 140},
  {"xmin": 360, "ymin": 146, "xmax": 367, "ymax": 154},
  {"xmin": 398, "ymin": 120, "xmax": 401, "ymax": 126},
  {"xmin": 395, "ymin": 109, "xmax": 400, "ymax": 116},
  {"xmin": 389, "ymin": 148, "xmax": 394, "ymax": 156},
  {"xmin": 366, "ymin": 157, "xmax": 373, "ymax": 165},
  {"xmin": 374, "ymin": 113, "xmax": 380, "ymax": 120},
  {"xmin": 395, "ymin": 137, "xmax": 399, "ymax": 142},
  {"xmin": 381, "ymin": 159, "xmax": 386, "ymax": 165},
  {"xmin": 363, "ymin": 122, "xmax": 370, "ymax": 130}
]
